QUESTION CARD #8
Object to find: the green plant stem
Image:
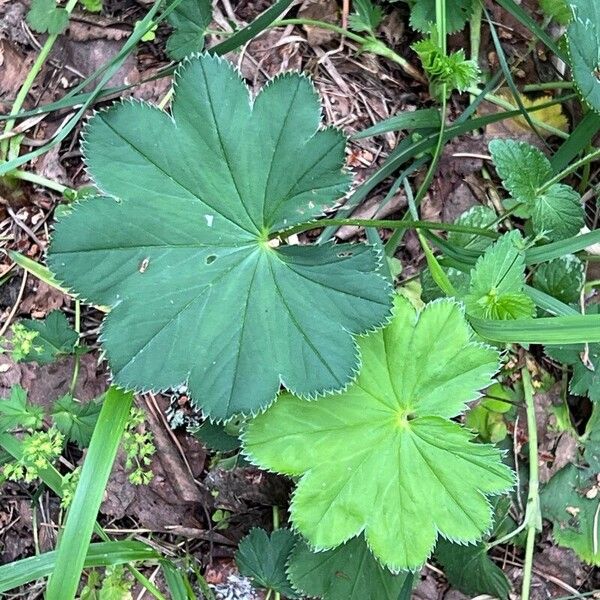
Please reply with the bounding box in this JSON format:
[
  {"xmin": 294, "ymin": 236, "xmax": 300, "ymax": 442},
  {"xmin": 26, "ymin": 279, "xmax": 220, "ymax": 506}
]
[
  {"xmin": 539, "ymin": 146, "xmax": 600, "ymax": 193},
  {"xmin": 522, "ymin": 81, "xmax": 574, "ymax": 92},
  {"xmin": 521, "ymin": 366, "xmax": 542, "ymax": 600},
  {"xmin": 273, "ymin": 18, "xmax": 426, "ymax": 83},
  {"xmin": 274, "ymin": 215, "xmax": 499, "ymax": 241},
  {"xmin": 1, "ymin": 0, "xmax": 79, "ymax": 162},
  {"xmin": 470, "ymin": 1, "xmax": 483, "ymax": 63},
  {"xmin": 9, "ymin": 169, "xmax": 70, "ymax": 194},
  {"xmin": 68, "ymin": 300, "xmax": 81, "ymax": 397},
  {"xmin": 466, "ymin": 87, "xmax": 569, "ymax": 138}
]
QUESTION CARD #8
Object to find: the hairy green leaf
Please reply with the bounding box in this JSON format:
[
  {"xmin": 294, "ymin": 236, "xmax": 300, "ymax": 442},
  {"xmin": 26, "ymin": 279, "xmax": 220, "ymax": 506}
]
[
  {"xmin": 465, "ymin": 231, "xmax": 535, "ymax": 320},
  {"xmin": 546, "ymin": 343, "xmax": 600, "ymax": 402},
  {"xmin": 489, "ymin": 139, "xmax": 584, "ymax": 240},
  {"xmin": 541, "ymin": 464, "xmax": 600, "ymax": 565},
  {"xmin": 235, "ymin": 528, "xmax": 299, "ymax": 597},
  {"xmin": 243, "ymin": 297, "xmax": 514, "ymax": 571},
  {"xmin": 27, "ymin": 0, "xmax": 69, "ymax": 34},
  {"xmin": 409, "ymin": 0, "xmax": 473, "ymax": 34},
  {"xmin": 166, "ymin": 0, "xmax": 212, "ymax": 60},
  {"xmin": 19, "ymin": 311, "xmax": 79, "ymax": 365},
  {"xmin": 288, "ymin": 536, "xmax": 407, "ymax": 600},
  {"xmin": 533, "ymin": 255, "xmax": 585, "ymax": 304},
  {"xmin": 48, "ymin": 54, "xmax": 392, "ymax": 420},
  {"xmin": 0, "ymin": 386, "xmax": 44, "ymax": 432},
  {"xmin": 539, "ymin": 0, "xmax": 571, "ymax": 24},
  {"xmin": 191, "ymin": 420, "xmax": 241, "ymax": 452},
  {"xmin": 448, "ymin": 205, "xmax": 498, "ymax": 252},
  {"xmin": 51, "ymin": 395, "xmax": 102, "ymax": 448},
  {"xmin": 436, "ymin": 540, "xmax": 510, "ymax": 599},
  {"xmin": 567, "ymin": 0, "xmax": 600, "ymax": 113},
  {"xmin": 348, "ymin": 0, "xmax": 384, "ymax": 35}
]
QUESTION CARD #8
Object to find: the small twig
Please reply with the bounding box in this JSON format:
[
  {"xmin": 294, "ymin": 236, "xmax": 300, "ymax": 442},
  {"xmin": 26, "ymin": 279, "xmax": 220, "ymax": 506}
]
[{"xmin": 0, "ymin": 270, "xmax": 27, "ymax": 337}]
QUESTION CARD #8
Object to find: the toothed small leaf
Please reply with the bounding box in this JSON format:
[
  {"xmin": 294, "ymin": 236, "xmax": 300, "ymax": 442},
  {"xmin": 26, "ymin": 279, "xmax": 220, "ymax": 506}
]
[
  {"xmin": 243, "ymin": 296, "xmax": 513, "ymax": 571},
  {"xmin": 541, "ymin": 464, "xmax": 600, "ymax": 565},
  {"xmin": 567, "ymin": 0, "xmax": 600, "ymax": 113},
  {"xmin": 489, "ymin": 139, "xmax": 584, "ymax": 241},
  {"xmin": 19, "ymin": 311, "xmax": 79, "ymax": 365},
  {"xmin": 51, "ymin": 394, "xmax": 102, "ymax": 448},
  {"xmin": 533, "ymin": 255, "xmax": 585, "ymax": 304},
  {"xmin": 235, "ymin": 528, "xmax": 299, "ymax": 597},
  {"xmin": 409, "ymin": 0, "xmax": 473, "ymax": 34},
  {"xmin": 539, "ymin": 0, "xmax": 571, "ymax": 24},
  {"xmin": 436, "ymin": 539, "xmax": 511, "ymax": 599},
  {"xmin": 48, "ymin": 54, "xmax": 392, "ymax": 420},
  {"xmin": 288, "ymin": 536, "xmax": 408, "ymax": 600},
  {"xmin": 465, "ymin": 231, "xmax": 535, "ymax": 320},
  {"xmin": 0, "ymin": 386, "xmax": 44, "ymax": 431},
  {"xmin": 166, "ymin": 0, "xmax": 212, "ymax": 60},
  {"xmin": 448, "ymin": 205, "xmax": 498, "ymax": 252},
  {"xmin": 348, "ymin": 0, "xmax": 384, "ymax": 35},
  {"xmin": 27, "ymin": 0, "xmax": 69, "ymax": 34}
]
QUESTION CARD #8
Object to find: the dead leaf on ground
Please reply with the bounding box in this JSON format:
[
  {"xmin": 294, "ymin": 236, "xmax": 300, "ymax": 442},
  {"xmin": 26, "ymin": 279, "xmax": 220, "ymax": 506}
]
[
  {"xmin": 0, "ymin": 40, "xmax": 31, "ymax": 113},
  {"xmin": 19, "ymin": 280, "xmax": 68, "ymax": 318},
  {"xmin": 297, "ymin": 0, "xmax": 339, "ymax": 46}
]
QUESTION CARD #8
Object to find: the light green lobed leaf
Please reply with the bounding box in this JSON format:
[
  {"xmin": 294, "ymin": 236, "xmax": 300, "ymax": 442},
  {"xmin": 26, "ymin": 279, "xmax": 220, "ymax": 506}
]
[
  {"xmin": 26, "ymin": 0, "xmax": 69, "ymax": 34},
  {"xmin": 465, "ymin": 230, "xmax": 536, "ymax": 320},
  {"xmin": 409, "ymin": 0, "xmax": 473, "ymax": 34},
  {"xmin": 48, "ymin": 54, "xmax": 393, "ymax": 421},
  {"xmin": 243, "ymin": 296, "xmax": 514, "ymax": 571},
  {"xmin": 19, "ymin": 311, "xmax": 79, "ymax": 365},
  {"xmin": 567, "ymin": 0, "xmax": 600, "ymax": 113},
  {"xmin": 288, "ymin": 536, "xmax": 407, "ymax": 600}
]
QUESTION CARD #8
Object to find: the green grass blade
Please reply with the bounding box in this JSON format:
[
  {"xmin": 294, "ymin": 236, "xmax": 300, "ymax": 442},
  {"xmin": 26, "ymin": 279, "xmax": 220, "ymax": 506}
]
[
  {"xmin": 525, "ymin": 230, "xmax": 600, "ymax": 264},
  {"xmin": 494, "ymin": 0, "xmax": 567, "ymax": 61},
  {"xmin": 45, "ymin": 387, "xmax": 133, "ymax": 600},
  {"xmin": 525, "ymin": 285, "xmax": 579, "ymax": 316},
  {"xmin": 8, "ymin": 250, "xmax": 67, "ymax": 292},
  {"xmin": 352, "ymin": 108, "xmax": 441, "ymax": 138},
  {"xmin": 470, "ymin": 313, "xmax": 600, "ymax": 344},
  {"xmin": 210, "ymin": 0, "xmax": 294, "ymax": 55},
  {"xmin": 551, "ymin": 111, "xmax": 600, "ymax": 171},
  {"xmin": 0, "ymin": 541, "xmax": 158, "ymax": 593}
]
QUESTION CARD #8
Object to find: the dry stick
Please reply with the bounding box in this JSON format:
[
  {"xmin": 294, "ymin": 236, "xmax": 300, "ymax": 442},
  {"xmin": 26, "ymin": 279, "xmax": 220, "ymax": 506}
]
[{"xmin": 0, "ymin": 270, "xmax": 27, "ymax": 337}]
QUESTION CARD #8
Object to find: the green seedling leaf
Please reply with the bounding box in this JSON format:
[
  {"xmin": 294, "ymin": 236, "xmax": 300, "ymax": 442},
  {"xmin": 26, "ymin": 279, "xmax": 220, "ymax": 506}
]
[
  {"xmin": 191, "ymin": 420, "xmax": 241, "ymax": 452},
  {"xmin": 465, "ymin": 230, "xmax": 536, "ymax": 320},
  {"xmin": 0, "ymin": 386, "xmax": 44, "ymax": 432},
  {"xmin": 448, "ymin": 205, "xmax": 498, "ymax": 252},
  {"xmin": 51, "ymin": 395, "xmax": 102, "ymax": 448},
  {"xmin": 539, "ymin": 0, "xmax": 571, "ymax": 24},
  {"xmin": 412, "ymin": 36, "xmax": 480, "ymax": 100},
  {"xmin": 27, "ymin": 0, "xmax": 69, "ymax": 34},
  {"xmin": 420, "ymin": 266, "xmax": 470, "ymax": 302},
  {"xmin": 48, "ymin": 54, "xmax": 392, "ymax": 421},
  {"xmin": 18, "ymin": 311, "xmax": 79, "ymax": 365},
  {"xmin": 533, "ymin": 255, "xmax": 585, "ymax": 304},
  {"xmin": 80, "ymin": 0, "xmax": 102, "ymax": 12},
  {"xmin": 567, "ymin": 0, "xmax": 600, "ymax": 113},
  {"xmin": 435, "ymin": 540, "xmax": 511, "ymax": 599},
  {"xmin": 489, "ymin": 139, "xmax": 585, "ymax": 241},
  {"xmin": 546, "ymin": 343, "xmax": 600, "ymax": 402},
  {"xmin": 166, "ymin": 0, "xmax": 212, "ymax": 60},
  {"xmin": 243, "ymin": 296, "xmax": 514, "ymax": 571},
  {"xmin": 348, "ymin": 0, "xmax": 384, "ymax": 35},
  {"xmin": 236, "ymin": 528, "xmax": 299, "ymax": 598},
  {"xmin": 409, "ymin": 0, "xmax": 473, "ymax": 34},
  {"xmin": 541, "ymin": 464, "xmax": 600, "ymax": 565},
  {"xmin": 288, "ymin": 536, "xmax": 408, "ymax": 600}
]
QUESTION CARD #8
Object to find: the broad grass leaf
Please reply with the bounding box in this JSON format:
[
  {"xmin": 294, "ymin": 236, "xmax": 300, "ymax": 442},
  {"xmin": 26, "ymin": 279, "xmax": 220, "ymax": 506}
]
[
  {"xmin": 243, "ymin": 296, "xmax": 514, "ymax": 571},
  {"xmin": 235, "ymin": 528, "xmax": 299, "ymax": 597},
  {"xmin": 48, "ymin": 54, "xmax": 392, "ymax": 420},
  {"xmin": 567, "ymin": 0, "xmax": 600, "ymax": 113},
  {"xmin": 288, "ymin": 536, "xmax": 407, "ymax": 600}
]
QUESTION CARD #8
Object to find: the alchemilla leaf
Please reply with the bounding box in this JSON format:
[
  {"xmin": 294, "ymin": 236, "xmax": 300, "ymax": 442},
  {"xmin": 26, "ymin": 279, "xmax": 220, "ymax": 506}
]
[
  {"xmin": 243, "ymin": 296, "xmax": 514, "ymax": 571},
  {"xmin": 288, "ymin": 536, "xmax": 407, "ymax": 600},
  {"xmin": 48, "ymin": 54, "xmax": 392, "ymax": 420}
]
